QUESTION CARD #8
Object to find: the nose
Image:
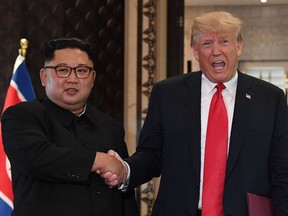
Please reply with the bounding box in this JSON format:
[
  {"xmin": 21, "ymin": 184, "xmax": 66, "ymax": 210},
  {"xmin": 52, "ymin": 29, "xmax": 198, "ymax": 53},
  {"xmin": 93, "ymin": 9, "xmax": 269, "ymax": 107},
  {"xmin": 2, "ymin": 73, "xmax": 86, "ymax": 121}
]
[
  {"xmin": 212, "ymin": 43, "xmax": 221, "ymax": 56},
  {"xmin": 67, "ymin": 69, "xmax": 79, "ymax": 82}
]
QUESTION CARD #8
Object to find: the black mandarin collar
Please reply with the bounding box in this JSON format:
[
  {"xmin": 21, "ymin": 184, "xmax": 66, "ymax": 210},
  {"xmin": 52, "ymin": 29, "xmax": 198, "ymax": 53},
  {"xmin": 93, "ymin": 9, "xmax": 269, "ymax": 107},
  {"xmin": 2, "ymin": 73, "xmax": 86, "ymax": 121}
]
[{"xmin": 42, "ymin": 98, "xmax": 96, "ymax": 128}]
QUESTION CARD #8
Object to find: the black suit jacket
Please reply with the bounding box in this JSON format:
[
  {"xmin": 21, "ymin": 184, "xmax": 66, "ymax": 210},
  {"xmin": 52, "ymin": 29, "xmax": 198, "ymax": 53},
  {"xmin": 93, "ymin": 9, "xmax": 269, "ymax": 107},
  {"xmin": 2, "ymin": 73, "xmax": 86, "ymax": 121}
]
[
  {"xmin": 1, "ymin": 98, "xmax": 138, "ymax": 216},
  {"xmin": 126, "ymin": 71, "xmax": 288, "ymax": 216}
]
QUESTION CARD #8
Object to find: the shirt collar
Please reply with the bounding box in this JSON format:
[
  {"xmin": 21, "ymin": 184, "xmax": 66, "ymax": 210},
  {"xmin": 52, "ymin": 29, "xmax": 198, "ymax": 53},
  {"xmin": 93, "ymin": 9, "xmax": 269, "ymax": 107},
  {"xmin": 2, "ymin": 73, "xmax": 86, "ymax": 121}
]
[
  {"xmin": 201, "ymin": 71, "xmax": 238, "ymax": 96},
  {"xmin": 72, "ymin": 104, "xmax": 87, "ymax": 117}
]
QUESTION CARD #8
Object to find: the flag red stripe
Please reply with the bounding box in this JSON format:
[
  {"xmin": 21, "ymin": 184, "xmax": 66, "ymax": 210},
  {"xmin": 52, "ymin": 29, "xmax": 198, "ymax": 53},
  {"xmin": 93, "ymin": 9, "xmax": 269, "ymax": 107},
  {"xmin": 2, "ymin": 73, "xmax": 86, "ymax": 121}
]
[
  {"xmin": 2, "ymin": 86, "xmax": 22, "ymax": 112},
  {"xmin": 0, "ymin": 87, "xmax": 21, "ymax": 201},
  {"xmin": 0, "ymin": 128, "xmax": 13, "ymax": 200}
]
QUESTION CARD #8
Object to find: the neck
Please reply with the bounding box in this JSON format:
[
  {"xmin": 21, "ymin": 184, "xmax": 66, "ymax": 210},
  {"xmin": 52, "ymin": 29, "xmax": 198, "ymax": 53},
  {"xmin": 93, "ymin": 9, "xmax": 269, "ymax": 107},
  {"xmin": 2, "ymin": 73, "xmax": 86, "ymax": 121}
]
[{"xmin": 72, "ymin": 104, "xmax": 86, "ymax": 116}]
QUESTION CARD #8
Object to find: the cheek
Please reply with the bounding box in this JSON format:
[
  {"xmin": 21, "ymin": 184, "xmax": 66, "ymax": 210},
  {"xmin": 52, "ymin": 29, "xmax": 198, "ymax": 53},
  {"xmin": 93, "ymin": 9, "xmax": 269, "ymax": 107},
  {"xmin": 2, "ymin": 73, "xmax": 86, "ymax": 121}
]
[
  {"xmin": 86, "ymin": 80, "xmax": 94, "ymax": 89},
  {"xmin": 197, "ymin": 52, "xmax": 210, "ymax": 66},
  {"xmin": 46, "ymin": 77, "xmax": 62, "ymax": 90},
  {"xmin": 198, "ymin": 49, "xmax": 211, "ymax": 59}
]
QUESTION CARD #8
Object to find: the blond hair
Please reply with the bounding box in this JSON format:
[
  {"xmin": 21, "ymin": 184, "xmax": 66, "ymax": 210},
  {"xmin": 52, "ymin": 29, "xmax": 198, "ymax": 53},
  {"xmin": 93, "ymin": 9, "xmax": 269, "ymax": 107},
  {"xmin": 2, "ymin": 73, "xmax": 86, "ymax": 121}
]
[{"xmin": 190, "ymin": 11, "xmax": 243, "ymax": 47}]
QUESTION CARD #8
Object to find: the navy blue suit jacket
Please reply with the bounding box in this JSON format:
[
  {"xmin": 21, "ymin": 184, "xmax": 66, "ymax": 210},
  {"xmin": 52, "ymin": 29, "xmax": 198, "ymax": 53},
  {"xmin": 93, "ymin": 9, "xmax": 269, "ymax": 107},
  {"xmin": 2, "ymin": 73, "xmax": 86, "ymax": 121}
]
[{"xmin": 126, "ymin": 71, "xmax": 288, "ymax": 216}]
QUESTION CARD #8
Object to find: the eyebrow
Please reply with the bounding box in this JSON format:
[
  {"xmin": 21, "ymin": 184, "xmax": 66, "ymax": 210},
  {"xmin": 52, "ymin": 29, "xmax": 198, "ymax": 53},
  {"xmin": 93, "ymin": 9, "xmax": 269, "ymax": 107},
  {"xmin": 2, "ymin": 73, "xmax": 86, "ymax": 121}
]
[{"xmin": 53, "ymin": 63, "xmax": 91, "ymax": 67}]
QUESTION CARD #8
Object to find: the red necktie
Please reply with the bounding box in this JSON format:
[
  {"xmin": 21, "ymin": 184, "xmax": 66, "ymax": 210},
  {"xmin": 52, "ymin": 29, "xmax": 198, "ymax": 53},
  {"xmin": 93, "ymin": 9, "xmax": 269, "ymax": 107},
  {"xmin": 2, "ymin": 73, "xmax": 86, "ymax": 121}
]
[{"xmin": 202, "ymin": 83, "xmax": 228, "ymax": 216}]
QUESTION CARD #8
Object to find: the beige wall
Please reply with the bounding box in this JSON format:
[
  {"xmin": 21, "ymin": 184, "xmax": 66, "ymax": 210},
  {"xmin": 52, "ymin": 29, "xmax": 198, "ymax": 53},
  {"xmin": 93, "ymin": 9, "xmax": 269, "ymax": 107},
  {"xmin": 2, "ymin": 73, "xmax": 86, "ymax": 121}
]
[
  {"xmin": 124, "ymin": 0, "xmax": 167, "ymax": 155},
  {"xmin": 124, "ymin": 1, "xmax": 166, "ymax": 215},
  {"xmin": 124, "ymin": 0, "xmax": 138, "ymax": 156}
]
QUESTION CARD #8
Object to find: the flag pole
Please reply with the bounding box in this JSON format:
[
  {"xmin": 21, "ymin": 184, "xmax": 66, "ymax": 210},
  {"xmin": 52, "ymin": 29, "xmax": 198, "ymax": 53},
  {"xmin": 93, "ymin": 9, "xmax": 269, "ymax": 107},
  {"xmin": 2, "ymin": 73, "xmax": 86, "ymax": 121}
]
[{"xmin": 20, "ymin": 39, "xmax": 28, "ymax": 58}]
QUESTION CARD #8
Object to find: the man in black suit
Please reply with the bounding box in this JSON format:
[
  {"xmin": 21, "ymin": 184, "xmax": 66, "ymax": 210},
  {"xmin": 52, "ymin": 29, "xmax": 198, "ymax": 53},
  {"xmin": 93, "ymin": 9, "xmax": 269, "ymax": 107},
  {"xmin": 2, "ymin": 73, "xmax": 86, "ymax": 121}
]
[
  {"xmin": 104, "ymin": 11, "xmax": 288, "ymax": 215},
  {"xmin": 1, "ymin": 38, "xmax": 138, "ymax": 216}
]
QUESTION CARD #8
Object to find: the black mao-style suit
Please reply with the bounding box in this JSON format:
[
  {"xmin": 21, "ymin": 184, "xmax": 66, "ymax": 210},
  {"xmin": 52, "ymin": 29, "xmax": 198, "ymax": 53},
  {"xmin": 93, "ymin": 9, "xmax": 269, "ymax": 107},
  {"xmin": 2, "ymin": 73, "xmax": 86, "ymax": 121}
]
[
  {"xmin": 126, "ymin": 71, "xmax": 288, "ymax": 216},
  {"xmin": 1, "ymin": 98, "xmax": 138, "ymax": 216}
]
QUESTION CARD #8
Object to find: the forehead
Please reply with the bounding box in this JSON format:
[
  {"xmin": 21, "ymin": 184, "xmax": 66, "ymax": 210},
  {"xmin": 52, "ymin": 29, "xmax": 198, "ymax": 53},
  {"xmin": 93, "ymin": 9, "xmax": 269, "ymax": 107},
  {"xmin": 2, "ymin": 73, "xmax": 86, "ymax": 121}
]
[
  {"xmin": 53, "ymin": 48, "xmax": 87, "ymax": 59},
  {"xmin": 198, "ymin": 31, "xmax": 233, "ymax": 40},
  {"xmin": 50, "ymin": 48, "xmax": 93, "ymax": 65},
  {"xmin": 47, "ymin": 48, "xmax": 94, "ymax": 67}
]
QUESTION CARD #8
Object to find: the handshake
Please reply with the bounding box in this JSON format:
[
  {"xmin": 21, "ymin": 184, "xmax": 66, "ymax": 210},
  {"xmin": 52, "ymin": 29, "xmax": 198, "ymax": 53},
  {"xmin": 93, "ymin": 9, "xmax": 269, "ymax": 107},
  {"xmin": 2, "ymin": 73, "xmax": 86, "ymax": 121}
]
[{"xmin": 92, "ymin": 150, "xmax": 128, "ymax": 188}]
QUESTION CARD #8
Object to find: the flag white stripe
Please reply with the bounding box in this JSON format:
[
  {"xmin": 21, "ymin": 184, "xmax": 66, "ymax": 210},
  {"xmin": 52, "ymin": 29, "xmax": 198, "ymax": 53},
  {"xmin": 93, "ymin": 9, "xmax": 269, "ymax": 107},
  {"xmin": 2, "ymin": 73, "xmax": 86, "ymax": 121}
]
[
  {"xmin": 10, "ymin": 80, "xmax": 26, "ymax": 101},
  {"xmin": 0, "ymin": 191, "xmax": 13, "ymax": 209}
]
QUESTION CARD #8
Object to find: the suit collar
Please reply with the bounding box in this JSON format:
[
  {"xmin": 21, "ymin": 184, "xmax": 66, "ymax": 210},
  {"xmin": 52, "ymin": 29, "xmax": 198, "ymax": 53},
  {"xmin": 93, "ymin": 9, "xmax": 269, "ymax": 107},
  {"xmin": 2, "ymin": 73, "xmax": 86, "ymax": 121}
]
[
  {"xmin": 226, "ymin": 71, "xmax": 254, "ymax": 179},
  {"xmin": 182, "ymin": 72, "xmax": 202, "ymax": 180},
  {"xmin": 42, "ymin": 98, "xmax": 96, "ymax": 128},
  {"xmin": 183, "ymin": 71, "xmax": 202, "ymax": 88}
]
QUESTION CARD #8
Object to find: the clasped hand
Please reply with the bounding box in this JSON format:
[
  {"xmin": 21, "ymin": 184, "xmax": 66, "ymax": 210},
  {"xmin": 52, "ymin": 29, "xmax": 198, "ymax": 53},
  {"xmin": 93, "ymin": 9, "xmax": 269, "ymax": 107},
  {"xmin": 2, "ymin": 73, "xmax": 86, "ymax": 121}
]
[{"xmin": 92, "ymin": 150, "xmax": 127, "ymax": 188}]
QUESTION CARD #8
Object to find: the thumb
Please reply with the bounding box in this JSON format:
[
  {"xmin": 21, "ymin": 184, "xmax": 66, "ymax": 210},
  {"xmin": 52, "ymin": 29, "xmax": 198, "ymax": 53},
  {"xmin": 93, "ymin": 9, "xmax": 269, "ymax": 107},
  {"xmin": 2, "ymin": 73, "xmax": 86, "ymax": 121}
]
[
  {"xmin": 107, "ymin": 149, "xmax": 116, "ymax": 157},
  {"xmin": 108, "ymin": 149, "xmax": 123, "ymax": 162}
]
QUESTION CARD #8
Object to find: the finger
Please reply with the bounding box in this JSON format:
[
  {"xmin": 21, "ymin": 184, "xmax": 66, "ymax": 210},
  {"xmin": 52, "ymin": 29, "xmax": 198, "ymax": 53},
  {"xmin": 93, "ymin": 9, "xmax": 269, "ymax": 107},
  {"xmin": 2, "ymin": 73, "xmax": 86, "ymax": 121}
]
[
  {"xmin": 108, "ymin": 150, "xmax": 123, "ymax": 162},
  {"xmin": 106, "ymin": 174, "xmax": 118, "ymax": 182},
  {"xmin": 113, "ymin": 151, "xmax": 122, "ymax": 161},
  {"xmin": 105, "ymin": 179, "xmax": 118, "ymax": 187},
  {"xmin": 100, "ymin": 172, "xmax": 113, "ymax": 179},
  {"xmin": 107, "ymin": 149, "xmax": 116, "ymax": 156}
]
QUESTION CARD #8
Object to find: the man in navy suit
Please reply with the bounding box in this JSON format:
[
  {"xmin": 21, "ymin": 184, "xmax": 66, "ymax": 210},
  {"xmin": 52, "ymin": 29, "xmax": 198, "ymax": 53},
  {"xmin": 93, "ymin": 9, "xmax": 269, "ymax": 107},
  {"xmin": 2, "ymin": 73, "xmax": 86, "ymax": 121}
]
[{"xmin": 103, "ymin": 11, "xmax": 288, "ymax": 216}]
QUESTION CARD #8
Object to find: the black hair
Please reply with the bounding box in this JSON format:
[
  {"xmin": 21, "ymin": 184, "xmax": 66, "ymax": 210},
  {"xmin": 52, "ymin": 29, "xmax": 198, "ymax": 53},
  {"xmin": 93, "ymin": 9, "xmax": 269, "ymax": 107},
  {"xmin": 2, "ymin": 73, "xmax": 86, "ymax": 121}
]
[{"xmin": 44, "ymin": 38, "xmax": 94, "ymax": 62}]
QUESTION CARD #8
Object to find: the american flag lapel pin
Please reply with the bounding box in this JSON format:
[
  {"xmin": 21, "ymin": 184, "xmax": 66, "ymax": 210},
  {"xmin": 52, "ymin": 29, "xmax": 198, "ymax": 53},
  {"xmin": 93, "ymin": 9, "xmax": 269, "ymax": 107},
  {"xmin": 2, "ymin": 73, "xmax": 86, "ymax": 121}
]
[{"xmin": 245, "ymin": 93, "xmax": 252, "ymax": 100}]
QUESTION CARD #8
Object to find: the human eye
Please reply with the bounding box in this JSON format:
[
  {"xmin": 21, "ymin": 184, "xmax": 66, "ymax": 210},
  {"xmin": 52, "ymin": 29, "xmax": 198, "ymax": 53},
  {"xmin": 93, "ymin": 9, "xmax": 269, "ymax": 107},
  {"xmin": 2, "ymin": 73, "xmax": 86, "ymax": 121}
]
[
  {"xmin": 75, "ymin": 66, "xmax": 91, "ymax": 78},
  {"xmin": 76, "ymin": 67, "xmax": 89, "ymax": 73},
  {"xmin": 56, "ymin": 66, "xmax": 70, "ymax": 73},
  {"xmin": 55, "ymin": 66, "xmax": 70, "ymax": 77},
  {"xmin": 220, "ymin": 39, "xmax": 229, "ymax": 46},
  {"xmin": 202, "ymin": 41, "xmax": 212, "ymax": 48}
]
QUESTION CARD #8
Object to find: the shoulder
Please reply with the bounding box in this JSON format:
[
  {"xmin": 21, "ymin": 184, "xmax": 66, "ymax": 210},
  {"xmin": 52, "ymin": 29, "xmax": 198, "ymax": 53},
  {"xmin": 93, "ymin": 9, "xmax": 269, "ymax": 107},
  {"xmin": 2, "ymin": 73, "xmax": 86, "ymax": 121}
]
[
  {"xmin": 85, "ymin": 105, "xmax": 123, "ymax": 129},
  {"xmin": 239, "ymin": 72, "xmax": 284, "ymax": 95},
  {"xmin": 152, "ymin": 71, "xmax": 202, "ymax": 95},
  {"xmin": 2, "ymin": 99, "xmax": 43, "ymax": 118},
  {"xmin": 155, "ymin": 71, "xmax": 201, "ymax": 87}
]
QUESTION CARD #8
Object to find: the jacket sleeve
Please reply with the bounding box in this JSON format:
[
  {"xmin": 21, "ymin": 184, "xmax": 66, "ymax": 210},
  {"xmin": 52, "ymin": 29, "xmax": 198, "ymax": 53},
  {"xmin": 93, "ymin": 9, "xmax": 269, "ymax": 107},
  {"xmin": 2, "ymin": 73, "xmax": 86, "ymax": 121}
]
[{"xmin": 269, "ymin": 90, "xmax": 288, "ymax": 215}]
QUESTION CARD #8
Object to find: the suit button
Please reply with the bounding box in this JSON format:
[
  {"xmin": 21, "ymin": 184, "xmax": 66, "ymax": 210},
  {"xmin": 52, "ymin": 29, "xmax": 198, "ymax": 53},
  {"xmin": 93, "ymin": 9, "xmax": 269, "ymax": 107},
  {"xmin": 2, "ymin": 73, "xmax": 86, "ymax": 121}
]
[
  {"xmin": 94, "ymin": 191, "xmax": 101, "ymax": 195},
  {"xmin": 71, "ymin": 174, "xmax": 80, "ymax": 179},
  {"xmin": 83, "ymin": 142, "xmax": 89, "ymax": 147}
]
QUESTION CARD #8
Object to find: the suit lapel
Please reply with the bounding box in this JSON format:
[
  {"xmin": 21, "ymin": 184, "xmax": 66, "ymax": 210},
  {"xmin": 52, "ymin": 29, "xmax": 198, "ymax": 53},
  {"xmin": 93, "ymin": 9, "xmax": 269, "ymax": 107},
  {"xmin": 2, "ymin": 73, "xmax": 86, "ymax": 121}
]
[
  {"xmin": 182, "ymin": 72, "xmax": 202, "ymax": 180},
  {"xmin": 178, "ymin": 72, "xmax": 254, "ymax": 181},
  {"xmin": 226, "ymin": 72, "xmax": 254, "ymax": 180}
]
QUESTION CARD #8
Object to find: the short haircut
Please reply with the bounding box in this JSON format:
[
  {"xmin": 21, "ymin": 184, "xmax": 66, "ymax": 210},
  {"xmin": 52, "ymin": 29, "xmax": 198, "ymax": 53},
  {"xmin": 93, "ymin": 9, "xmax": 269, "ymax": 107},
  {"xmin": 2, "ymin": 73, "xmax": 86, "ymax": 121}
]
[
  {"xmin": 44, "ymin": 37, "xmax": 94, "ymax": 62},
  {"xmin": 190, "ymin": 11, "xmax": 243, "ymax": 47}
]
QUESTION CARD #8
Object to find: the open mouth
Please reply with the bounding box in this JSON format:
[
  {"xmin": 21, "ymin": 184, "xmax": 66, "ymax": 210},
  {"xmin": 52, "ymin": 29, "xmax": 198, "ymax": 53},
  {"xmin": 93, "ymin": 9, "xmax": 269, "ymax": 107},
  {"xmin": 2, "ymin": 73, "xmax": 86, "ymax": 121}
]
[{"xmin": 212, "ymin": 60, "xmax": 225, "ymax": 71}]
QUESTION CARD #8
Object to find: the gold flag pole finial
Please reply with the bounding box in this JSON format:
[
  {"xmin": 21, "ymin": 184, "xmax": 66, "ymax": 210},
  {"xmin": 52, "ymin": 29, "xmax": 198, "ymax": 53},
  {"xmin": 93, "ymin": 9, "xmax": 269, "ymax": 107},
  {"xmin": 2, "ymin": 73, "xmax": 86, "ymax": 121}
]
[{"xmin": 20, "ymin": 38, "xmax": 29, "ymax": 58}]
